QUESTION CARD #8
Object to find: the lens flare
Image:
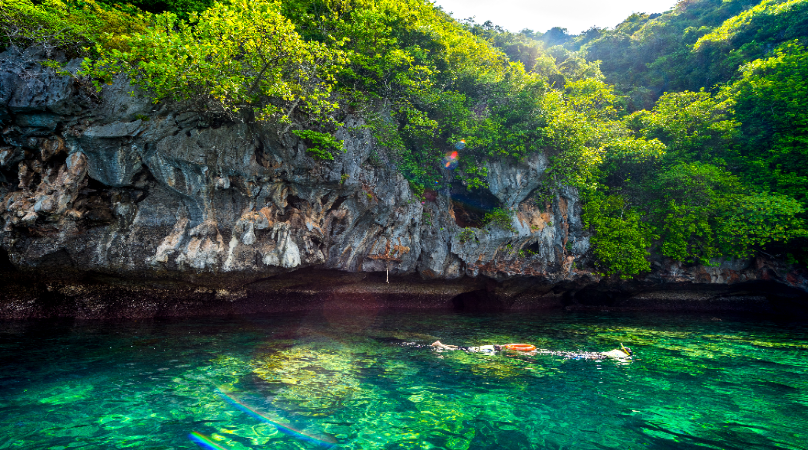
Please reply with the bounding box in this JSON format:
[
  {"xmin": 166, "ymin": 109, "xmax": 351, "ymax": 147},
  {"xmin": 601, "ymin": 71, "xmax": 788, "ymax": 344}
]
[
  {"xmin": 216, "ymin": 388, "xmax": 338, "ymax": 448},
  {"xmin": 189, "ymin": 431, "xmax": 231, "ymax": 450},
  {"xmin": 442, "ymin": 150, "xmax": 459, "ymax": 170},
  {"xmin": 455, "ymin": 140, "xmax": 466, "ymax": 150}
]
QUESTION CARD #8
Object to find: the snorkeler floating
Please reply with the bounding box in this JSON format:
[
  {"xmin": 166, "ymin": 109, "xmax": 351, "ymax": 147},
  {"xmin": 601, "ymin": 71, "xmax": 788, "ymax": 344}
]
[{"xmin": 429, "ymin": 340, "xmax": 634, "ymax": 360}]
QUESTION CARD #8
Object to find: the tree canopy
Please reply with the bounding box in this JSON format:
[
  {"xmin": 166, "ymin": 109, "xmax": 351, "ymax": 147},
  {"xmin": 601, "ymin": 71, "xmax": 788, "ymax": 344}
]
[{"xmin": 1, "ymin": 0, "xmax": 806, "ymax": 276}]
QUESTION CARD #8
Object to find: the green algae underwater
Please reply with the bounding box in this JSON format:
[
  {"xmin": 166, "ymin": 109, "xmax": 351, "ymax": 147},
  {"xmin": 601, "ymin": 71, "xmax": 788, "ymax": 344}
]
[{"xmin": 0, "ymin": 310, "xmax": 806, "ymax": 449}]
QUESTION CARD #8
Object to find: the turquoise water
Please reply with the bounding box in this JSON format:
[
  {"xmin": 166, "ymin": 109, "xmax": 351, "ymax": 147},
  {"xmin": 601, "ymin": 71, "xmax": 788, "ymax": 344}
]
[{"xmin": 1, "ymin": 310, "xmax": 807, "ymax": 449}]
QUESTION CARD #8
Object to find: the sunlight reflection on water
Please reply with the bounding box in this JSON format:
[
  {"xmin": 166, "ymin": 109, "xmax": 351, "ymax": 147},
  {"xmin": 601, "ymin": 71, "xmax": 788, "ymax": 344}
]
[{"xmin": 0, "ymin": 311, "xmax": 806, "ymax": 449}]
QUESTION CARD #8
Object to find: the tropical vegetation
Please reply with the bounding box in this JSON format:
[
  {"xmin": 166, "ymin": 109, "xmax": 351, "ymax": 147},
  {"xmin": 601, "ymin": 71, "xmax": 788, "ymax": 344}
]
[{"xmin": 1, "ymin": 0, "xmax": 806, "ymax": 278}]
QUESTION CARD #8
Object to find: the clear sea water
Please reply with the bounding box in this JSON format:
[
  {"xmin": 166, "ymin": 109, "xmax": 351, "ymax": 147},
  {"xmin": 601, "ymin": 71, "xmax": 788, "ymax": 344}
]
[{"xmin": 1, "ymin": 310, "xmax": 807, "ymax": 449}]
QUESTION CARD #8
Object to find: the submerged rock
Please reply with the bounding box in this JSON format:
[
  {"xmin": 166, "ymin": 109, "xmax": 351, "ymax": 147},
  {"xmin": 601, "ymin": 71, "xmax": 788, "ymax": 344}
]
[{"xmin": 252, "ymin": 346, "xmax": 370, "ymax": 416}]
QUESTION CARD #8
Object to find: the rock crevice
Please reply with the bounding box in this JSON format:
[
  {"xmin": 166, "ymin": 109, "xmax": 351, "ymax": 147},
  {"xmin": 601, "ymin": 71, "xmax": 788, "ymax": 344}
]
[{"xmin": 0, "ymin": 50, "xmax": 805, "ymax": 318}]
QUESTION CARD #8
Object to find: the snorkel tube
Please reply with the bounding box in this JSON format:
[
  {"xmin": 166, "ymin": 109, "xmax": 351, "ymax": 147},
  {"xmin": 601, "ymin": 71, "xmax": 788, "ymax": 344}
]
[{"xmin": 620, "ymin": 343, "xmax": 633, "ymax": 356}]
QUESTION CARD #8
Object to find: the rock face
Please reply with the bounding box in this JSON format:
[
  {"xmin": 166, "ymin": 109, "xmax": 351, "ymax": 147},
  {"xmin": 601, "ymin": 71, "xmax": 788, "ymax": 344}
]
[{"xmin": 0, "ymin": 50, "xmax": 806, "ymax": 318}]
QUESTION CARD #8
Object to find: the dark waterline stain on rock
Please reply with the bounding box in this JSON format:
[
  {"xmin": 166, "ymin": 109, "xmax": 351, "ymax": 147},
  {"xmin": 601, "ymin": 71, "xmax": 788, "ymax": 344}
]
[{"xmin": 0, "ymin": 50, "xmax": 805, "ymax": 319}]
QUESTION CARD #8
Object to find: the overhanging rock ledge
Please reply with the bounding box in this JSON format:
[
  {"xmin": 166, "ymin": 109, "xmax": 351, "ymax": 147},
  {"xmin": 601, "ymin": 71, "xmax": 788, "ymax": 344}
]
[{"xmin": 0, "ymin": 50, "xmax": 805, "ymax": 318}]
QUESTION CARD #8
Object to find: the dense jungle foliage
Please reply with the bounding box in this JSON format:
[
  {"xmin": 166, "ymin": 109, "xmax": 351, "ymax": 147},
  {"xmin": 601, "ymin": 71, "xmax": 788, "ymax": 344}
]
[{"xmin": 1, "ymin": 0, "xmax": 806, "ymax": 278}]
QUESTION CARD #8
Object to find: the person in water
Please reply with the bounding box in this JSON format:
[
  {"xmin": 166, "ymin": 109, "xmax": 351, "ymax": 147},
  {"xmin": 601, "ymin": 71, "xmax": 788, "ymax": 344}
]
[
  {"xmin": 430, "ymin": 341, "xmax": 500, "ymax": 354},
  {"xmin": 430, "ymin": 341, "xmax": 633, "ymax": 359},
  {"xmin": 600, "ymin": 344, "xmax": 634, "ymax": 359}
]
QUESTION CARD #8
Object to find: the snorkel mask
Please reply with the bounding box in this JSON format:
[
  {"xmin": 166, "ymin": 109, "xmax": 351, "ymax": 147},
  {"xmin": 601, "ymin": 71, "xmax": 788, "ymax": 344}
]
[{"xmin": 620, "ymin": 343, "xmax": 633, "ymax": 356}]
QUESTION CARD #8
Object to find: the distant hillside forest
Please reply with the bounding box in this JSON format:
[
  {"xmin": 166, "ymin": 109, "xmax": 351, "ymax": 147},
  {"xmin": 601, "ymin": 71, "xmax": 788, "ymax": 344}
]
[{"xmin": 2, "ymin": 0, "xmax": 807, "ymax": 277}]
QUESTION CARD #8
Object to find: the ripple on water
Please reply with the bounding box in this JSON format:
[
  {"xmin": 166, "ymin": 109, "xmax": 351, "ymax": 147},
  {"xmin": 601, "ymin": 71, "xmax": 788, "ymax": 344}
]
[{"xmin": 0, "ymin": 312, "xmax": 806, "ymax": 449}]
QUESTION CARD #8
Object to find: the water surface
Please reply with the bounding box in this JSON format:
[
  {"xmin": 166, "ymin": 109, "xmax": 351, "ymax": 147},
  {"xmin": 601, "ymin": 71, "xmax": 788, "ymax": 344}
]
[{"xmin": 1, "ymin": 310, "xmax": 806, "ymax": 449}]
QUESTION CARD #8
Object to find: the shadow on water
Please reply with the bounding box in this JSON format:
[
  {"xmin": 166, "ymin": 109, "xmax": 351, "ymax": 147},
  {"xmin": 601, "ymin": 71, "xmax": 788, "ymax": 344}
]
[{"xmin": 619, "ymin": 414, "xmax": 798, "ymax": 450}]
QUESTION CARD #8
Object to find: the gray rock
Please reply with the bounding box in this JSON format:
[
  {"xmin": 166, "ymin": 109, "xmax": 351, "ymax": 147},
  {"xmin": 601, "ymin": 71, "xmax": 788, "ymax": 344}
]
[{"xmin": 0, "ymin": 49, "xmax": 804, "ymax": 318}]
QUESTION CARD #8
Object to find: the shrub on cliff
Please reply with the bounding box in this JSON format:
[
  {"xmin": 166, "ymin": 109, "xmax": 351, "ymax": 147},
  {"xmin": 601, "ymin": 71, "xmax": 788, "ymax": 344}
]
[
  {"xmin": 483, "ymin": 208, "xmax": 516, "ymax": 232},
  {"xmin": 582, "ymin": 194, "xmax": 652, "ymax": 279},
  {"xmin": 0, "ymin": 0, "xmax": 148, "ymax": 57},
  {"xmin": 81, "ymin": 0, "xmax": 348, "ymax": 128},
  {"xmin": 97, "ymin": 0, "xmax": 215, "ymax": 19}
]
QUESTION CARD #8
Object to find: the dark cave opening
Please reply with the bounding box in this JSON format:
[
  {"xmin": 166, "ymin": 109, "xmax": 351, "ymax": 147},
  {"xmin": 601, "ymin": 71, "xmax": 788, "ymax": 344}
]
[
  {"xmin": 277, "ymin": 194, "xmax": 306, "ymax": 222},
  {"xmin": 0, "ymin": 248, "xmax": 15, "ymax": 272},
  {"xmin": 451, "ymin": 289, "xmax": 505, "ymax": 312},
  {"xmin": 80, "ymin": 177, "xmax": 115, "ymax": 226},
  {"xmin": 450, "ymin": 183, "xmax": 502, "ymax": 228},
  {"xmin": 286, "ymin": 194, "xmax": 305, "ymax": 211},
  {"xmin": 523, "ymin": 241, "xmax": 540, "ymax": 254},
  {"xmin": 331, "ymin": 195, "xmax": 347, "ymax": 211},
  {"xmin": 36, "ymin": 248, "xmax": 75, "ymax": 269},
  {"xmin": 0, "ymin": 164, "xmax": 18, "ymax": 187}
]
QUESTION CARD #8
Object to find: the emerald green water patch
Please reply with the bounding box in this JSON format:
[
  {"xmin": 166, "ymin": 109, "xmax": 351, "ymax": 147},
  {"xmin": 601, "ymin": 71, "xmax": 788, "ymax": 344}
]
[{"xmin": 1, "ymin": 312, "xmax": 806, "ymax": 449}]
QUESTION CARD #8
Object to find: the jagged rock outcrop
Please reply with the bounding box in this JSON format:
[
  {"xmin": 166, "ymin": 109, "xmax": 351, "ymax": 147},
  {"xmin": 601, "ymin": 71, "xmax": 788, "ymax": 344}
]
[
  {"xmin": 0, "ymin": 49, "xmax": 587, "ymax": 279},
  {"xmin": 0, "ymin": 49, "xmax": 806, "ymax": 318}
]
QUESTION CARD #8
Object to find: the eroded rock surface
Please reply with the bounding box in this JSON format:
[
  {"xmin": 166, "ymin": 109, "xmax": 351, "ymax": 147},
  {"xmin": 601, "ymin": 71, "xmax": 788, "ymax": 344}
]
[{"xmin": 0, "ymin": 49, "xmax": 806, "ymax": 318}]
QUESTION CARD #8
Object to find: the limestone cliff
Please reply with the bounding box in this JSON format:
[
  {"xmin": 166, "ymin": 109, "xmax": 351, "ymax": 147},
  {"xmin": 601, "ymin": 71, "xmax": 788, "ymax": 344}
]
[{"xmin": 0, "ymin": 50, "xmax": 805, "ymax": 318}]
